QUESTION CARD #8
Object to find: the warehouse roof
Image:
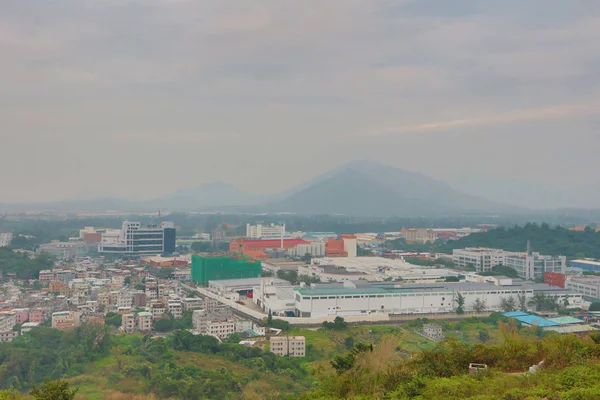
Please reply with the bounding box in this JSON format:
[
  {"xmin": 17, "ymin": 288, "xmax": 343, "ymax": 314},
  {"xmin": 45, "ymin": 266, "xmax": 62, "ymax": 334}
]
[
  {"xmin": 502, "ymin": 311, "xmax": 529, "ymax": 318},
  {"xmin": 547, "ymin": 316, "xmax": 584, "ymax": 325},
  {"xmin": 514, "ymin": 315, "xmax": 559, "ymax": 327}
]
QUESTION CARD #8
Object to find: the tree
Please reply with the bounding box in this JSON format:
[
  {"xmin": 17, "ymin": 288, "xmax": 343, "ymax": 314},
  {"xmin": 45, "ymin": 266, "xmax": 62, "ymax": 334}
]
[
  {"xmin": 445, "ymin": 276, "xmax": 460, "ymax": 282},
  {"xmin": 154, "ymin": 318, "xmax": 174, "ymax": 332},
  {"xmin": 124, "ymin": 277, "xmax": 131, "ymax": 286},
  {"xmin": 301, "ymin": 253, "xmax": 312, "ymax": 264},
  {"xmin": 478, "ymin": 330, "xmax": 490, "ymax": 343},
  {"xmin": 472, "ymin": 298, "xmax": 487, "ymax": 313},
  {"xmin": 105, "ymin": 312, "xmax": 122, "ymax": 327},
  {"xmin": 499, "ymin": 296, "xmax": 517, "ymax": 312},
  {"xmin": 135, "ymin": 283, "xmax": 145, "ymax": 290},
  {"xmin": 30, "ymin": 379, "xmax": 78, "ymax": 400},
  {"xmin": 517, "ymin": 292, "xmax": 528, "ymax": 312},
  {"xmin": 455, "ymin": 292, "xmax": 465, "ymax": 314},
  {"xmin": 323, "ymin": 317, "xmax": 348, "ymax": 330},
  {"xmin": 267, "ymin": 311, "xmax": 273, "ymax": 326}
]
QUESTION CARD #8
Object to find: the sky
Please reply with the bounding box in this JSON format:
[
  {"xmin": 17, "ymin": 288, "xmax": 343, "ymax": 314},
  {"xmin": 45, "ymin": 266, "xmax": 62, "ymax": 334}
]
[{"xmin": 1, "ymin": 0, "xmax": 600, "ymax": 207}]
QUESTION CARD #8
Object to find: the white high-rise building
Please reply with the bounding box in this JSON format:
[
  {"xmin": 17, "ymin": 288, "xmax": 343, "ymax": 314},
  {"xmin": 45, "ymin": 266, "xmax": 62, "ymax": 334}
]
[
  {"xmin": 504, "ymin": 252, "xmax": 566, "ymax": 281},
  {"xmin": 0, "ymin": 233, "xmax": 13, "ymax": 248},
  {"xmin": 246, "ymin": 224, "xmax": 285, "ymax": 239},
  {"xmin": 98, "ymin": 221, "xmax": 176, "ymax": 255}
]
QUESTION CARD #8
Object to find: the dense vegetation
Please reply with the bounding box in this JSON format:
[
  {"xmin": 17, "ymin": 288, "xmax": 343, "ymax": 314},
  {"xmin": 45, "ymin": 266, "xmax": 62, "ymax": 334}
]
[
  {"xmin": 305, "ymin": 321, "xmax": 600, "ymax": 399},
  {"xmin": 440, "ymin": 223, "xmax": 600, "ymax": 258},
  {"xmin": 0, "ymin": 248, "xmax": 54, "ymax": 279},
  {"xmin": 0, "ymin": 325, "xmax": 110, "ymax": 391}
]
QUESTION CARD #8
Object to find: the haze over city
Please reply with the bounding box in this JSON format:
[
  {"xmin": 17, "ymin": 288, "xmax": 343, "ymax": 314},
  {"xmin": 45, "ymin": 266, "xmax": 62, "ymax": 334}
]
[{"xmin": 2, "ymin": 0, "xmax": 600, "ymax": 208}]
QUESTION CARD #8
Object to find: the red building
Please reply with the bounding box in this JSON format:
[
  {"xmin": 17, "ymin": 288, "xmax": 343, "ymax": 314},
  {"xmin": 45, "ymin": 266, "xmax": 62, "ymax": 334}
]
[{"xmin": 544, "ymin": 272, "xmax": 566, "ymax": 288}]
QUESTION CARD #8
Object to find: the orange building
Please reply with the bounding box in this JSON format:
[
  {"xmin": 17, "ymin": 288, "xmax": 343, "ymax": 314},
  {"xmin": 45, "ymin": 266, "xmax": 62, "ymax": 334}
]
[{"xmin": 325, "ymin": 238, "xmax": 348, "ymax": 257}]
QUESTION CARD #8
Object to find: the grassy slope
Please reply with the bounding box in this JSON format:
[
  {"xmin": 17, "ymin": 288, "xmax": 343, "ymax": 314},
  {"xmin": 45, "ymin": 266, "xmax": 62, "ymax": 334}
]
[{"xmin": 66, "ymin": 318, "xmax": 511, "ymax": 399}]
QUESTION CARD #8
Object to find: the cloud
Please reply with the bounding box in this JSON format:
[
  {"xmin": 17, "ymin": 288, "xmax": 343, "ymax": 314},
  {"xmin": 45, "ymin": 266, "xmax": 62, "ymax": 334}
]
[{"xmin": 368, "ymin": 100, "xmax": 600, "ymax": 136}]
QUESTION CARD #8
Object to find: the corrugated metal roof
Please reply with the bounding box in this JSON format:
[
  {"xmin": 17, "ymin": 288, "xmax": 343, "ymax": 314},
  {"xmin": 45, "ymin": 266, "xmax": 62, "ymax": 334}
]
[
  {"xmin": 503, "ymin": 311, "xmax": 529, "ymax": 317},
  {"xmin": 547, "ymin": 316, "xmax": 583, "ymax": 325},
  {"xmin": 515, "ymin": 315, "xmax": 559, "ymax": 327},
  {"xmin": 545, "ymin": 324, "xmax": 598, "ymax": 333}
]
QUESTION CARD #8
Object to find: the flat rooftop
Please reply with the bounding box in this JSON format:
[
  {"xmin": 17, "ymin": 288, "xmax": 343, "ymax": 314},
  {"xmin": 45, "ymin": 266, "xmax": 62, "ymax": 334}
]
[
  {"xmin": 295, "ymin": 281, "xmax": 582, "ymax": 297},
  {"xmin": 208, "ymin": 278, "xmax": 290, "ymax": 288}
]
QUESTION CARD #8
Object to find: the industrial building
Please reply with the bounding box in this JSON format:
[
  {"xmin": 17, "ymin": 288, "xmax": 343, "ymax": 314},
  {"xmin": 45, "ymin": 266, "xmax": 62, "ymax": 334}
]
[
  {"xmin": 452, "ymin": 248, "xmax": 506, "ymax": 272},
  {"xmin": 191, "ymin": 255, "xmax": 262, "ymax": 286},
  {"xmin": 98, "ymin": 221, "xmax": 176, "ymax": 255},
  {"xmin": 570, "ymin": 259, "xmax": 600, "ymax": 272},
  {"xmin": 292, "ymin": 280, "xmax": 583, "ymax": 317},
  {"xmin": 253, "ymin": 278, "xmax": 298, "ymax": 316},
  {"xmin": 566, "ymin": 277, "xmax": 600, "ymax": 300},
  {"xmin": 452, "ymin": 247, "xmax": 566, "ymax": 280},
  {"xmin": 310, "ymin": 257, "xmax": 460, "ymax": 283},
  {"xmin": 287, "ymin": 242, "xmax": 326, "ymax": 258},
  {"xmin": 207, "ymin": 277, "xmax": 290, "ymax": 296}
]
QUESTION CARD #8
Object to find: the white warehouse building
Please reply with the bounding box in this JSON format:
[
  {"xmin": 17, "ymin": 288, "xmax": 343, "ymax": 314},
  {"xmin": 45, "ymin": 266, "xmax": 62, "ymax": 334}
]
[{"xmin": 293, "ymin": 281, "xmax": 582, "ymax": 317}]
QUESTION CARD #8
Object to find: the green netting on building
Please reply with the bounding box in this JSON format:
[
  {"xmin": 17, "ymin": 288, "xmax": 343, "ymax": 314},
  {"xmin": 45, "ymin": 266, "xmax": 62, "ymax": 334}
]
[{"xmin": 191, "ymin": 255, "xmax": 261, "ymax": 286}]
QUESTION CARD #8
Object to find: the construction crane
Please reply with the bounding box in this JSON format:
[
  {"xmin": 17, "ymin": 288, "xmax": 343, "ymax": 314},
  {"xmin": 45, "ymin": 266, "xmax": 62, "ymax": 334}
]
[
  {"xmin": 222, "ymin": 221, "xmax": 245, "ymax": 257},
  {"xmin": 158, "ymin": 209, "xmax": 163, "ymax": 227}
]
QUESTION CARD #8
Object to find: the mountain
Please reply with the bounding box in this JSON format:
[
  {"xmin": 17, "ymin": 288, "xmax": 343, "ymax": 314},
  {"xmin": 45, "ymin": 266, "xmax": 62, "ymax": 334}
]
[
  {"xmin": 268, "ymin": 160, "xmax": 516, "ymax": 216},
  {"xmin": 0, "ymin": 161, "xmax": 518, "ymax": 216}
]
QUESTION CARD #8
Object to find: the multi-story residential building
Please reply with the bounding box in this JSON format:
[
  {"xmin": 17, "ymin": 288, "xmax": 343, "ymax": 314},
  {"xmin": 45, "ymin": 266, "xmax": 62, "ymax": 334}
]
[
  {"xmin": 133, "ymin": 292, "xmax": 147, "ymax": 307},
  {"xmin": 246, "ymin": 223, "xmax": 286, "ymax": 239},
  {"xmin": 121, "ymin": 314, "xmax": 136, "ymax": 333},
  {"xmin": 20, "ymin": 322, "xmax": 40, "ymax": 334},
  {"xmin": 206, "ymin": 320, "xmax": 235, "ymax": 339},
  {"xmin": 51, "ymin": 311, "xmax": 81, "ymax": 331},
  {"xmin": 98, "ymin": 221, "xmax": 176, "ymax": 255},
  {"xmin": 182, "ymin": 298, "xmax": 204, "ymax": 311},
  {"xmin": 0, "ymin": 312, "xmax": 17, "ymax": 332},
  {"xmin": 150, "ymin": 302, "xmax": 166, "ymax": 319},
  {"xmin": 117, "ymin": 290, "xmax": 133, "ymax": 308},
  {"xmin": 49, "ymin": 281, "xmax": 67, "ymax": 294},
  {"xmin": 137, "ymin": 312, "xmax": 153, "ymax": 332},
  {"xmin": 28, "ymin": 309, "xmax": 46, "ymax": 324},
  {"xmin": 192, "ymin": 307, "xmax": 234, "ymax": 337},
  {"xmin": 11, "ymin": 308, "xmax": 29, "ymax": 325},
  {"xmin": 401, "ymin": 229, "xmax": 437, "ymax": 243},
  {"xmin": 167, "ymin": 300, "xmax": 183, "ymax": 319},
  {"xmin": 0, "ymin": 331, "xmax": 19, "ymax": 342},
  {"xmin": 452, "ymin": 248, "xmax": 506, "ymax": 272},
  {"xmin": 0, "ymin": 232, "xmax": 13, "ymax": 247},
  {"xmin": 38, "ymin": 270, "xmax": 56, "ymax": 282},
  {"xmin": 270, "ymin": 336, "xmax": 305, "ymax": 357}
]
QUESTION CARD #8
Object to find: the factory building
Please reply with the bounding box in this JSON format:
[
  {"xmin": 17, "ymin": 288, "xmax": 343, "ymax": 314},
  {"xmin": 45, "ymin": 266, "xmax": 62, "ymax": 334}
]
[
  {"xmin": 293, "ymin": 281, "xmax": 582, "ymax": 317},
  {"xmin": 453, "ymin": 247, "xmax": 566, "ymax": 280},
  {"xmin": 571, "ymin": 259, "xmax": 600, "ymax": 272},
  {"xmin": 191, "ymin": 255, "xmax": 262, "ymax": 286},
  {"xmin": 452, "ymin": 248, "xmax": 506, "ymax": 272}
]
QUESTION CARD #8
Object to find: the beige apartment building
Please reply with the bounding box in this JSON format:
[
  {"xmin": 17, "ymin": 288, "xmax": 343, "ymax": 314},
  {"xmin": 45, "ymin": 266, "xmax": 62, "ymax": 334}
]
[{"xmin": 270, "ymin": 336, "xmax": 306, "ymax": 357}]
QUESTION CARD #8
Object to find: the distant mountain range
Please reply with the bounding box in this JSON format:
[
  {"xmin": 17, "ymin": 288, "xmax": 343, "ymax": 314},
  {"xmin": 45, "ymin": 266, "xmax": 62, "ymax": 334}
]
[{"xmin": 0, "ymin": 160, "xmax": 534, "ymax": 216}]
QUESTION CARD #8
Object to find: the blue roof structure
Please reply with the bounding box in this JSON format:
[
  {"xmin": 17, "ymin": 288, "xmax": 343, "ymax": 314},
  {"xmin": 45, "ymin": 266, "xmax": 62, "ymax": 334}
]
[
  {"xmin": 502, "ymin": 311, "xmax": 529, "ymax": 318},
  {"xmin": 514, "ymin": 315, "xmax": 559, "ymax": 327}
]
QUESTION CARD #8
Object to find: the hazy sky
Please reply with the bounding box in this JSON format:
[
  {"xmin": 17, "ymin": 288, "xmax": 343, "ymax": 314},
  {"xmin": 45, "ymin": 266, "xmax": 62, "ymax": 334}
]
[{"xmin": 2, "ymin": 0, "xmax": 600, "ymax": 206}]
